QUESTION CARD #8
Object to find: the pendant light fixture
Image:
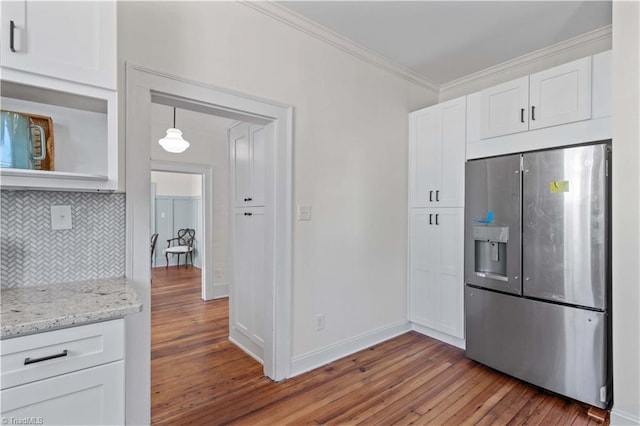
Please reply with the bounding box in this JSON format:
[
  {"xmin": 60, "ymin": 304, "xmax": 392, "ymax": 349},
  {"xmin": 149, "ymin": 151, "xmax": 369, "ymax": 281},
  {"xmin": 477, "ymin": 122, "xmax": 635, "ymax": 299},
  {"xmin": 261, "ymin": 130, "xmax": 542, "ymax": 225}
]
[{"xmin": 158, "ymin": 107, "xmax": 190, "ymax": 153}]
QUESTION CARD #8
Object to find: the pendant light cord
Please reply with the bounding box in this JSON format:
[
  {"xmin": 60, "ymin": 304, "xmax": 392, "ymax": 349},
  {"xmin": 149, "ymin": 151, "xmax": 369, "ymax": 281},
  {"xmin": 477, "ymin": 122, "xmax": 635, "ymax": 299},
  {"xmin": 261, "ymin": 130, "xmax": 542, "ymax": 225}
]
[{"xmin": 173, "ymin": 107, "xmax": 176, "ymax": 128}]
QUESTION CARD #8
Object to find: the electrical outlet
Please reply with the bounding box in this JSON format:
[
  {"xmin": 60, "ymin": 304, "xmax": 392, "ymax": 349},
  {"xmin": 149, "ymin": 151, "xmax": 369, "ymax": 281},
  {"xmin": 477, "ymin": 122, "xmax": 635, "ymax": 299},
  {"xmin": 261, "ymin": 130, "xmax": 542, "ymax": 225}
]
[
  {"xmin": 297, "ymin": 205, "xmax": 312, "ymax": 221},
  {"xmin": 315, "ymin": 314, "xmax": 325, "ymax": 331},
  {"xmin": 50, "ymin": 205, "xmax": 72, "ymax": 230}
]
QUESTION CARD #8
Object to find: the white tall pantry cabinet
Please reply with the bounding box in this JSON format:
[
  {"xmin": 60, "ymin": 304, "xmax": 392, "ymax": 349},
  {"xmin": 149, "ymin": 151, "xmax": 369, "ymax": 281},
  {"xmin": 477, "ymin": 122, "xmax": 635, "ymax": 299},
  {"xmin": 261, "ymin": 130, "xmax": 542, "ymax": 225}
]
[
  {"xmin": 408, "ymin": 97, "xmax": 466, "ymax": 347},
  {"xmin": 229, "ymin": 122, "xmax": 267, "ymax": 362}
]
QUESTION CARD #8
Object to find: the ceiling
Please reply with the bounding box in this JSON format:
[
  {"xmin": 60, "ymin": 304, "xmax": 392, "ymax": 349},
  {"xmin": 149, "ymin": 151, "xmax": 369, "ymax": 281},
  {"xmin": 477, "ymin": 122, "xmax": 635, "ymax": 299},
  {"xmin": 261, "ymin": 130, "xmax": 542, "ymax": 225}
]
[{"xmin": 278, "ymin": 1, "xmax": 612, "ymax": 86}]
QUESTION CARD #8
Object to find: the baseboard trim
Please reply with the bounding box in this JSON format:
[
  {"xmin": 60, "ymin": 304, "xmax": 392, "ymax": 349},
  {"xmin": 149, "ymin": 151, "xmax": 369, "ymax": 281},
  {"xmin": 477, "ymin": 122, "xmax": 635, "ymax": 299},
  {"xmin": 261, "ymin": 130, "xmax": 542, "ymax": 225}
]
[
  {"xmin": 610, "ymin": 408, "xmax": 640, "ymax": 425},
  {"xmin": 411, "ymin": 323, "xmax": 466, "ymax": 350},
  {"xmin": 228, "ymin": 333, "xmax": 264, "ymax": 365},
  {"xmin": 211, "ymin": 283, "xmax": 229, "ymax": 299},
  {"xmin": 289, "ymin": 321, "xmax": 412, "ymax": 378}
]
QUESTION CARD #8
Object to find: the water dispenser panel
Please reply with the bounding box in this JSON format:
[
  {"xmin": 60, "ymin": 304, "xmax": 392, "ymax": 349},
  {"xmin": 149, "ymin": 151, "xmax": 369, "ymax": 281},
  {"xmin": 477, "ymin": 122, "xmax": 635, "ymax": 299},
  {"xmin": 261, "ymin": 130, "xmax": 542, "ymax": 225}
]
[
  {"xmin": 473, "ymin": 226, "xmax": 509, "ymax": 243},
  {"xmin": 473, "ymin": 226, "xmax": 509, "ymax": 281}
]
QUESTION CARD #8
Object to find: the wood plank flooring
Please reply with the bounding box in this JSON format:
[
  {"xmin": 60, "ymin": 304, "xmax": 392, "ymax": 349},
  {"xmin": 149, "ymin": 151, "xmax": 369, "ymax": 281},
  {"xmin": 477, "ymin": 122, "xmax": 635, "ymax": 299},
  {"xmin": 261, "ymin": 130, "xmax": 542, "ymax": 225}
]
[{"xmin": 151, "ymin": 267, "xmax": 608, "ymax": 425}]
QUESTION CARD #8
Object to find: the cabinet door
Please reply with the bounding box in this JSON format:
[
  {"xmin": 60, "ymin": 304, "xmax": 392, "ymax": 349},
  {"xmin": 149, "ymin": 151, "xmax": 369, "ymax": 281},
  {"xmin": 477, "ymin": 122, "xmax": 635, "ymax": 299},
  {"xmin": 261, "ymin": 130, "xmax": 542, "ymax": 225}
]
[
  {"xmin": 480, "ymin": 76, "xmax": 529, "ymax": 139},
  {"xmin": 1, "ymin": 361, "xmax": 124, "ymax": 425},
  {"xmin": 437, "ymin": 98, "xmax": 466, "ymax": 207},
  {"xmin": 231, "ymin": 124, "xmax": 252, "ymax": 207},
  {"xmin": 409, "ymin": 208, "xmax": 464, "ymax": 339},
  {"xmin": 431, "ymin": 208, "xmax": 464, "ymax": 339},
  {"xmin": 409, "ymin": 97, "xmax": 465, "ymax": 208},
  {"xmin": 529, "ymin": 56, "xmax": 592, "ymax": 130},
  {"xmin": 409, "ymin": 108, "xmax": 439, "ymax": 207},
  {"xmin": 249, "ymin": 125, "xmax": 266, "ymax": 207},
  {"xmin": 230, "ymin": 123, "xmax": 266, "ymax": 208},
  {"xmin": 1, "ymin": 1, "xmax": 116, "ymax": 89},
  {"xmin": 231, "ymin": 208, "xmax": 265, "ymax": 355},
  {"xmin": 409, "ymin": 209, "xmax": 438, "ymax": 327}
]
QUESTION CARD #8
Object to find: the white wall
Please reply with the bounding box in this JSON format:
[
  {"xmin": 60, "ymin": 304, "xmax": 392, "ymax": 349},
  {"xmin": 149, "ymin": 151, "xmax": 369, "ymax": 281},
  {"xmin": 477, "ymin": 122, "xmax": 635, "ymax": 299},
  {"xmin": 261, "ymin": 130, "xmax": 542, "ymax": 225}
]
[
  {"xmin": 119, "ymin": 0, "xmax": 436, "ymax": 374},
  {"xmin": 151, "ymin": 171, "xmax": 201, "ymax": 197},
  {"xmin": 611, "ymin": 1, "xmax": 640, "ymax": 424}
]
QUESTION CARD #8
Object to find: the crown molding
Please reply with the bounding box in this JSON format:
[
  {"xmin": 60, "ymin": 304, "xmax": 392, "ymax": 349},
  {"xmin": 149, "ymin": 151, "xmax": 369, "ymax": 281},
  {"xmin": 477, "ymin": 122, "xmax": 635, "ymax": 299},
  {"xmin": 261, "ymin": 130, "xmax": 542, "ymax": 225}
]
[
  {"xmin": 440, "ymin": 25, "xmax": 612, "ymax": 94},
  {"xmin": 240, "ymin": 1, "xmax": 440, "ymax": 93}
]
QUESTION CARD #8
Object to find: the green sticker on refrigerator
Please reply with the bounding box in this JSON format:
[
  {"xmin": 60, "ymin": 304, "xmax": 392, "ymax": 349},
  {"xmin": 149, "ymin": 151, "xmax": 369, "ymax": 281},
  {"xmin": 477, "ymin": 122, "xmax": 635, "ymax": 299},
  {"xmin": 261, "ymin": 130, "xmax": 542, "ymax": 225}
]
[{"xmin": 550, "ymin": 180, "xmax": 569, "ymax": 193}]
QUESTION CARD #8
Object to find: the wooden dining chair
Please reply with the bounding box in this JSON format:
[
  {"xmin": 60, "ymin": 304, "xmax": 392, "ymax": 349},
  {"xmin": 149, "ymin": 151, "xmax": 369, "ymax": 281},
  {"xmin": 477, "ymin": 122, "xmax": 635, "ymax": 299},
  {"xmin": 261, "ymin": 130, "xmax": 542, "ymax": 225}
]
[
  {"xmin": 150, "ymin": 233, "xmax": 159, "ymax": 265},
  {"xmin": 164, "ymin": 228, "xmax": 195, "ymax": 268}
]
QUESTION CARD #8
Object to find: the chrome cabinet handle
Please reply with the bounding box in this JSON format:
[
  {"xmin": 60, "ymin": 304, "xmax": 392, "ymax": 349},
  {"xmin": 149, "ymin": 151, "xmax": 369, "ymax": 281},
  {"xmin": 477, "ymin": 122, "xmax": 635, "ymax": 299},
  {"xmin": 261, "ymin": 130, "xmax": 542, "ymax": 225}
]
[
  {"xmin": 244, "ymin": 212, "xmax": 252, "ymax": 216},
  {"xmin": 435, "ymin": 214, "xmax": 439, "ymax": 225},
  {"xmin": 25, "ymin": 350, "xmax": 68, "ymax": 365},
  {"xmin": 10, "ymin": 20, "xmax": 16, "ymax": 52},
  {"xmin": 520, "ymin": 108, "xmax": 525, "ymax": 123},
  {"xmin": 531, "ymin": 106, "xmax": 536, "ymax": 121},
  {"xmin": 435, "ymin": 190, "xmax": 439, "ymax": 202},
  {"xmin": 429, "ymin": 190, "xmax": 433, "ymax": 202},
  {"xmin": 429, "ymin": 214, "xmax": 433, "ymax": 225},
  {"xmin": 244, "ymin": 197, "xmax": 252, "ymax": 202}
]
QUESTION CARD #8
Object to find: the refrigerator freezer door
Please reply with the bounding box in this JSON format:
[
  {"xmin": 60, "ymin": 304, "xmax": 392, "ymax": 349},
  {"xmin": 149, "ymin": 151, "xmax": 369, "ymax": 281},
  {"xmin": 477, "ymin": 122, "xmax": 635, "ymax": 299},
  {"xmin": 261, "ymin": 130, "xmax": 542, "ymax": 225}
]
[
  {"xmin": 522, "ymin": 144, "xmax": 608, "ymax": 310},
  {"xmin": 465, "ymin": 154, "xmax": 522, "ymax": 295},
  {"xmin": 465, "ymin": 286, "xmax": 610, "ymax": 408}
]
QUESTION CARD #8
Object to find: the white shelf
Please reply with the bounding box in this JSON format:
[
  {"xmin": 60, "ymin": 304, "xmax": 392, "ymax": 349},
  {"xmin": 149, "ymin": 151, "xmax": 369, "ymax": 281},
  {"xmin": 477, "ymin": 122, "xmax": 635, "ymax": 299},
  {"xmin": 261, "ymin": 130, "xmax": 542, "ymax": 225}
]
[
  {"xmin": 0, "ymin": 69, "xmax": 118, "ymax": 192},
  {"xmin": 0, "ymin": 168, "xmax": 108, "ymax": 181}
]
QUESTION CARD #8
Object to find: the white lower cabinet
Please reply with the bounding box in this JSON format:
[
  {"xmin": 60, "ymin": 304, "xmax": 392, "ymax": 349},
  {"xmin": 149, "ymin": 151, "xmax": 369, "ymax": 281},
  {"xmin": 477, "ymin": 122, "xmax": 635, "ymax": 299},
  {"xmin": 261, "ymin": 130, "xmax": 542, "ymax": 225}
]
[
  {"xmin": 230, "ymin": 207, "xmax": 265, "ymax": 362},
  {"xmin": 409, "ymin": 208, "xmax": 464, "ymax": 340},
  {"xmin": 1, "ymin": 361, "xmax": 124, "ymax": 425},
  {"xmin": 0, "ymin": 320, "xmax": 125, "ymax": 425}
]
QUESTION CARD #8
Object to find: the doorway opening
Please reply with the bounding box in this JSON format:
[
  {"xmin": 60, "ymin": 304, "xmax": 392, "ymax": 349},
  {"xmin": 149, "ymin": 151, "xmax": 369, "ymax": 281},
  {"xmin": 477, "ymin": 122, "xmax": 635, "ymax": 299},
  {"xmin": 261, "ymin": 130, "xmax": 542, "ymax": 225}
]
[
  {"xmin": 151, "ymin": 170, "xmax": 202, "ymax": 265},
  {"xmin": 125, "ymin": 65, "xmax": 293, "ymax": 424}
]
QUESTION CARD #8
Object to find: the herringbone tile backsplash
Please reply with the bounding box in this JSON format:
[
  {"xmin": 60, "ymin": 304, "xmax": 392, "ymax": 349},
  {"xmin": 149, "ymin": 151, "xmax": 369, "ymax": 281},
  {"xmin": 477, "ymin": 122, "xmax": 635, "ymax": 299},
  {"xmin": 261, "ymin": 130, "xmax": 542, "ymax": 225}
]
[{"xmin": 1, "ymin": 191, "xmax": 125, "ymax": 288}]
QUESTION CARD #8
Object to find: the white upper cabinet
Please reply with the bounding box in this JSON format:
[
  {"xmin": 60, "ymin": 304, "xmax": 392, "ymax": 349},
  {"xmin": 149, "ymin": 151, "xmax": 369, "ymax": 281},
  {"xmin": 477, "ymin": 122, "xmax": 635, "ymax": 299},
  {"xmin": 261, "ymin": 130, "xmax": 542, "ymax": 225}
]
[
  {"xmin": 230, "ymin": 123, "xmax": 266, "ymax": 208},
  {"xmin": 481, "ymin": 76, "xmax": 529, "ymax": 138},
  {"xmin": 409, "ymin": 96, "xmax": 466, "ymax": 208},
  {"xmin": 1, "ymin": 0, "xmax": 116, "ymax": 89},
  {"xmin": 528, "ymin": 57, "xmax": 592, "ymax": 130},
  {"xmin": 480, "ymin": 56, "xmax": 592, "ymax": 139},
  {"xmin": 0, "ymin": 0, "xmax": 118, "ymax": 191},
  {"xmin": 468, "ymin": 52, "xmax": 611, "ymax": 159}
]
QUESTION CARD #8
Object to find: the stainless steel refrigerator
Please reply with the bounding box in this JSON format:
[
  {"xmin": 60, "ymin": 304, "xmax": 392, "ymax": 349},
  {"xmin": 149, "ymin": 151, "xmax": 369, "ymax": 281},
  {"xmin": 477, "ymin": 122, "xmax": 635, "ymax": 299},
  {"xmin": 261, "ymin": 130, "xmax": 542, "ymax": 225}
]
[{"xmin": 464, "ymin": 142, "xmax": 611, "ymax": 408}]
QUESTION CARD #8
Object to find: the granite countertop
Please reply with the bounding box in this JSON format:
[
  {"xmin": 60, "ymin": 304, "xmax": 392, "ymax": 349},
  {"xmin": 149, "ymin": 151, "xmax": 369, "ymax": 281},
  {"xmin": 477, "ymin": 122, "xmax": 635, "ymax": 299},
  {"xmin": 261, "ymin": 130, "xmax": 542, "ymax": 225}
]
[{"xmin": 1, "ymin": 277, "xmax": 143, "ymax": 338}]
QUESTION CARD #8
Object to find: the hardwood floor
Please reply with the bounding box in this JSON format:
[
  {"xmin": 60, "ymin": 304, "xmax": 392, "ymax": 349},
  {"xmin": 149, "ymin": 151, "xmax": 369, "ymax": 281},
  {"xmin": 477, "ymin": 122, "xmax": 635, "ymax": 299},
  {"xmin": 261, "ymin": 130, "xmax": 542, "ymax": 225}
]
[{"xmin": 151, "ymin": 267, "xmax": 607, "ymax": 425}]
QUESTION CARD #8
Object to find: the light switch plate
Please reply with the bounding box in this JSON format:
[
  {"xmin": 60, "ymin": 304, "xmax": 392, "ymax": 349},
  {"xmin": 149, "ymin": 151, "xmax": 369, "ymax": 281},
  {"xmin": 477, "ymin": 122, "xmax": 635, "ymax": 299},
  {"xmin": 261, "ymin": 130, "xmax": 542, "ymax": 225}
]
[
  {"xmin": 51, "ymin": 205, "xmax": 72, "ymax": 230},
  {"xmin": 297, "ymin": 205, "xmax": 312, "ymax": 221}
]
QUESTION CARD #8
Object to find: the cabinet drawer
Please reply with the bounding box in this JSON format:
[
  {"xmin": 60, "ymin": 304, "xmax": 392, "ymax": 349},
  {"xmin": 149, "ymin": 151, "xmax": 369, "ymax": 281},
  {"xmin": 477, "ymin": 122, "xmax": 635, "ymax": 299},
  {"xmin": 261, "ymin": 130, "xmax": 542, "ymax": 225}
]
[
  {"xmin": 1, "ymin": 360, "xmax": 124, "ymax": 425},
  {"xmin": 0, "ymin": 319, "xmax": 123, "ymax": 389}
]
